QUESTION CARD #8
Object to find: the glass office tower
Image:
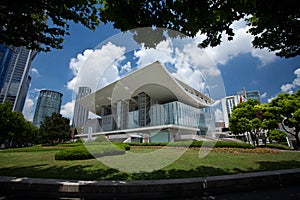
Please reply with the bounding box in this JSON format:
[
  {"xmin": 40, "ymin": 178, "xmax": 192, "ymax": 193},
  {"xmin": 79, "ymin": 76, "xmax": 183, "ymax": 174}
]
[
  {"xmin": 32, "ymin": 90, "xmax": 63, "ymax": 127},
  {"xmin": 0, "ymin": 45, "xmax": 37, "ymax": 112}
]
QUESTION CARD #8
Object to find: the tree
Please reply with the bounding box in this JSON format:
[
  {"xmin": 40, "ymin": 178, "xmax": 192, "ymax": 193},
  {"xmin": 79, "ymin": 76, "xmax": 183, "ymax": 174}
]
[
  {"xmin": 0, "ymin": 1, "xmax": 100, "ymax": 52},
  {"xmin": 2, "ymin": 1, "xmax": 299, "ymax": 57},
  {"xmin": 39, "ymin": 113, "xmax": 71, "ymax": 145},
  {"xmin": 100, "ymin": 0, "xmax": 299, "ymax": 58},
  {"xmin": 269, "ymin": 90, "xmax": 300, "ymax": 149},
  {"xmin": 0, "ymin": 101, "xmax": 38, "ymax": 147},
  {"xmin": 229, "ymin": 99, "xmax": 279, "ymax": 146}
]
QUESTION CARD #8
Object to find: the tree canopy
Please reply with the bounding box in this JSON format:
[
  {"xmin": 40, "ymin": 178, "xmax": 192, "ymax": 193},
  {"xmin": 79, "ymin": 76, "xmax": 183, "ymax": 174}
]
[
  {"xmin": 1, "ymin": 1, "xmax": 299, "ymax": 57},
  {"xmin": 0, "ymin": 101, "xmax": 38, "ymax": 147},
  {"xmin": 39, "ymin": 113, "xmax": 71, "ymax": 145},
  {"xmin": 0, "ymin": 0, "xmax": 99, "ymax": 52},
  {"xmin": 269, "ymin": 90, "xmax": 300, "ymax": 148},
  {"xmin": 229, "ymin": 90, "xmax": 300, "ymax": 148},
  {"xmin": 99, "ymin": 0, "xmax": 300, "ymax": 58}
]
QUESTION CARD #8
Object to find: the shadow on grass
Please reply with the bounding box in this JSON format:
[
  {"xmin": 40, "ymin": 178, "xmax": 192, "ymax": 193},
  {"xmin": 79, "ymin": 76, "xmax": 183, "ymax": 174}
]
[{"xmin": 1, "ymin": 159, "xmax": 300, "ymax": 181}]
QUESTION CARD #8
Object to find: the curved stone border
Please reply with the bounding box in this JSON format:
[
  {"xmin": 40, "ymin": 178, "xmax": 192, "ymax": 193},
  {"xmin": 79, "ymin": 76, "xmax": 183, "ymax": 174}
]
[{"xmin": 1, "ymin": 168, "xmax": 300, "ymax": 199}]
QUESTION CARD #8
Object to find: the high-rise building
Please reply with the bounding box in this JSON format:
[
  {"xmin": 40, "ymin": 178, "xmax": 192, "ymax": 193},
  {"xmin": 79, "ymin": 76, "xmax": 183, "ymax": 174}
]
[
  {"xmin": 0, "ymin": 44, "xmax": 14, "ymax": 90},
  {"xmin": 0, "ymin": 45, "xmax": 37, "ymax": 112},
  {"xmin": 32, "ymin": 90, "xmax": 63, "ymax": 127},
  {"xmin": 221, "ymin": 89, "xmax": 260, "ymax": 127},
  {"xmin": 77, "ymin": 61, "xmax": 215, "ymax": 142},
  {"xmin": 72, "ymin": 86, "xmax": 92, "ymax": 129}
]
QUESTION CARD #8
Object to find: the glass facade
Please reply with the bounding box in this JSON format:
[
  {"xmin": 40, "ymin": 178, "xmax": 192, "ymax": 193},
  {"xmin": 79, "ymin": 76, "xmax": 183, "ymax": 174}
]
[
  {"xmin": 0, "ymin": 46, "xmax": 37, "ymax": 112},
  {"xmin": 99, "ymin": 92, "xmax": 211, "ymax": 135},
  {"xmin": 32, "ymin": 90, "xmax": 63, "ymax": 127},
  {"xmin": 0, "ymin": 44, "xmax": 14, "ymax": 90}
]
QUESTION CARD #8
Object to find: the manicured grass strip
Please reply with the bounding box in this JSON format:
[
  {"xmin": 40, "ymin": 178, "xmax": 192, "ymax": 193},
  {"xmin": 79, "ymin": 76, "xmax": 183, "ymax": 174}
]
[{"xmin": 0, "ymin": 147, "xmax": 300, "ymax": 181}]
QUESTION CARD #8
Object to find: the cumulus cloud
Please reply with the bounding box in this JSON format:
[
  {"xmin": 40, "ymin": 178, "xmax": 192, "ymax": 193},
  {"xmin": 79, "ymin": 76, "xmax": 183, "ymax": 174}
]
[
  {"xmin": 201, "ymin": 19, "xmax": 276, "ymax": 67},
  {"xmin": 120, "ymin": 61, "xmax": 132, "ymax": 74},
  {"xmin": 63, "ymin": 42, "xmax": 127, "ymax": 120},
  {"xmin": 281, "ymin": 68, "xmax": 300, "ymax": 93},
  {"xmin": 67, "ymin": 42, "xmax": 126, "ymax": 92},
  {"xmin": 60, "ymin": 101, "xmax": 75, "ymax": 120},
  {"xmin": 134, "ymin": 39, "xmax": 174, "ymax": 67},
  {"xmin": 22, "ymin": 95, "xmax": 35, "ymax": 121}
]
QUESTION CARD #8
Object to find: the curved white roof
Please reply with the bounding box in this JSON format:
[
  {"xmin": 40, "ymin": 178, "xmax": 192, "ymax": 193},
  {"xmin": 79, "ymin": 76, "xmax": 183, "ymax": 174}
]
[{"xmin": 78, "ymin": 61, "xmax": 215, "ymax": 114}]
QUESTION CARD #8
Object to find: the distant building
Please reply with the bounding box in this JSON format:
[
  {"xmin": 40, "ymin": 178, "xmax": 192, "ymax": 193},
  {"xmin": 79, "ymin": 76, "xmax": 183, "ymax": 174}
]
[
  {"xmin": 0, "ymin": 45, "xmax": 37, "ymax": 112},
  {"xmin": 222, "ymin": 89, "xmax": 260, "ymax": 127},
  {"xmin": 72, "ymin": 86, "xmax": 92, "ymax": 129},
  {"xmin": 32, "ymin": 90, "xmax": 63, "ymax": 127}
]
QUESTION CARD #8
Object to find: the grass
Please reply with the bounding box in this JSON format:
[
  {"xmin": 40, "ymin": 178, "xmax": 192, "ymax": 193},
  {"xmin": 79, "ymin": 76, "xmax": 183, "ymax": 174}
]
[{"xmin": 0, "ymin": 145, "xmax": 300, "ymax": 181}]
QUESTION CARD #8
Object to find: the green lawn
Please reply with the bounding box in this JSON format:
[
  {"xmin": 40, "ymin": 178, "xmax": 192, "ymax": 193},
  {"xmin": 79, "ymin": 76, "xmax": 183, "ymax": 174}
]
[{"xmin": 0, "ymin": 147, "xmax": 300, "ymax": 181}]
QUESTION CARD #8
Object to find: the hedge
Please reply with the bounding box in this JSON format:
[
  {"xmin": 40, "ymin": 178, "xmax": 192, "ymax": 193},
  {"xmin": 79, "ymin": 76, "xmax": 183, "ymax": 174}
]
[
  {"xmin": 55, "ymin": 146, "xmax": 94, "ymax": 160},
  {"xmin": 127, "ymin": 140, "xmax": 254, "ymax": 149}
]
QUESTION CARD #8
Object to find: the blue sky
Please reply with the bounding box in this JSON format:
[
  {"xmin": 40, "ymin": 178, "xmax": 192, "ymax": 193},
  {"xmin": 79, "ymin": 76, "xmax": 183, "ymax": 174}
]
[{"xmin": 23, "ymin": 20, "xmax": 300, "ymax": 122}]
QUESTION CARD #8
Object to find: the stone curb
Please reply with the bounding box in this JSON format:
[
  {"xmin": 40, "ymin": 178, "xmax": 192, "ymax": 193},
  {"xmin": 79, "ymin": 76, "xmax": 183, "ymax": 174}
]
[{"xmin": 1, "ymin": 168, "xmax": 300, "ymax": 199}]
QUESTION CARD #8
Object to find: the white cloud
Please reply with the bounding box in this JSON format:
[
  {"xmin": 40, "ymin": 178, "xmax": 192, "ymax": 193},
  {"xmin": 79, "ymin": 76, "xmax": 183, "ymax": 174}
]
[
  {"xmin": 60, "ymin": 101, "xmax": 75, "ymax": 120},
  {"xmin": 281, "ymin": 68, "xmax": 300, "ymax": 93},
  {"xmin": 22, "ymin": 95, "xmax": 35, "ymax": 121},
  {"xmin": 30, "ymin": 68, "xmax": 40, "ymax": 77},
  {"xmin": 67, "ymin": 42, "xmax": 126, "ymax": 92},
  {"xmin": 134, "ymin": 39, "xmax": 174, "ymax": 67},
  {"xmin": 200, "ymin": 19, "xmax": 276, "ymax": 67},
  {"xmin": 64, "ymin": 42, "xmax": 126, "ymax": 120},
  {"xmin": 120, "ymin": 61, "xmax": 132, "ymax": 74}
]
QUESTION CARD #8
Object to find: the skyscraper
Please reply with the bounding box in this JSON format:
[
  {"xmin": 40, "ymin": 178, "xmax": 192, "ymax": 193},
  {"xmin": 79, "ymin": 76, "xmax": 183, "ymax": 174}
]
[
  {"xmin": 0, "ymin": 45, "xmax": 37, "ymax": 112},
  {"xmin": 33, "ymin": 90, "xmax": 63, "ymax": 128},
  {"xmin": 0, "ymin": 44, "xmax": 14, "ymax": 90},
  {"xmin": 72, "ymin": 86, "xmax": 92, "ymax": 129}
]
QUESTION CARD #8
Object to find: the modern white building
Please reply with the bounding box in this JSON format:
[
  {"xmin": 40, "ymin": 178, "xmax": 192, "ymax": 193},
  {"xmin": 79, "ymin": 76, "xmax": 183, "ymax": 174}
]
[{"xmin": 77, "ymin": 61, "xmax": 216, "ymax": 142}]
